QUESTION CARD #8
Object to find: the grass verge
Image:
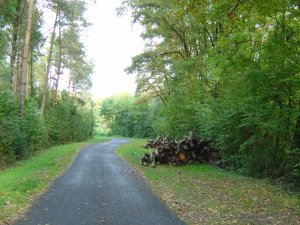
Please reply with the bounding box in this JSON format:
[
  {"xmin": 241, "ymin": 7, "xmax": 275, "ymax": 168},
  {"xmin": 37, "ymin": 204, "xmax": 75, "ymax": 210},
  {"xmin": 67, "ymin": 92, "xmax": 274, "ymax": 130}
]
[
  {"xmin": 116, "ymin": 138, "xmax": 300, "ymax": 225},
  {"xmin": 0, "ymin": 136, "xmax": 109, "ymax": 225}
]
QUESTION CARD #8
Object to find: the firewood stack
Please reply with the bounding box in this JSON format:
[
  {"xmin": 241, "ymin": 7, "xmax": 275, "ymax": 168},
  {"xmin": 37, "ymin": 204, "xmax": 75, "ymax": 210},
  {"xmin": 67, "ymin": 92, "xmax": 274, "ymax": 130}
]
[{"xmin": 134, "ymin": 132, "xmax": 222, "ymax": 167}]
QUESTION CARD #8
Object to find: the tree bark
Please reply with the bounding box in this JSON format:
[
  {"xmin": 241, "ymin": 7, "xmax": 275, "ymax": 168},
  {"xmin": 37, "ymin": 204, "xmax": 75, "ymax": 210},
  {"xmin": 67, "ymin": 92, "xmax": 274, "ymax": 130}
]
[
  {"xmin": 67, "ymin": 57, "xmax": 72, "ymax": 100},
  {"xmin": 15, "ymin": 40, "xmax": 21, "ymax": 93},
  {"xmin": 20, "ymin": 0, "xmax": 34, "ymax": 117},
  {"xmin": 10, "ymin": 0, "xmax": 23, "ymax": 94},
  {"xmin": 30, "ymin": 49, "xmax": 34, "ymax": 98},
  {"xmin": 52, "ymin": 11, "xmax": 62, "ymax": 108}
]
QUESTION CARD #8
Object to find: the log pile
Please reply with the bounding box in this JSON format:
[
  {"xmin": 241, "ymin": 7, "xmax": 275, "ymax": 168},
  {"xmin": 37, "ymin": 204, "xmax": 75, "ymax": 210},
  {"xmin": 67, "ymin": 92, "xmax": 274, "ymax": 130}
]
[{"xmin": 134, "ymin": 132, "xmax": 222, "ymax": 167}]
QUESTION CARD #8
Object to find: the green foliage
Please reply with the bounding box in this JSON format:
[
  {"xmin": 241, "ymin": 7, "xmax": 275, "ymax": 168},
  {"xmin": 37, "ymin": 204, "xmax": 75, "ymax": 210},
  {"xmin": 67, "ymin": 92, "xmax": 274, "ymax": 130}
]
[
  {"xmin": 0, "ymin": 93, "xmax": 48, "ymax": 167},
  {"xmin": 98, "ymin": 93, "xmax": 155, "ymax": 138},
  {"xmin": 44, "ymin": 92, "xmax": 94, "ymax": 144},
  {"xmin": 0, "ymin": 90, "xmax": 95, "ymax": 167},
  {"xmin": 0, "ymin": 65, "xmax": 10, "ymax": 91},
  {"xmin": 21, "ymin": 100, "xmax": 49, "ymax": 156},
  {"xmin": 283, "ymin": 148, "xmax": 300, "ymax": 188},
  {"xmin": 0, "ymin": 0, "xmax": 95, "ymax": 167},
  {"xmin": 122, "ymin": 0, "xmax": 300, "ymax": 186},
  {"xmin": 0, "ymin": 93, "xmax": 25, "ymax": 165}
]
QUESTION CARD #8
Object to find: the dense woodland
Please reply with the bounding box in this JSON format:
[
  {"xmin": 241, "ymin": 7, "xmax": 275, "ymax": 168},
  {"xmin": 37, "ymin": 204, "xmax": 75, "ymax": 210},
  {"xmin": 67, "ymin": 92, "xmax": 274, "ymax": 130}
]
[
  {"xmin": 0, "ymin": 0, "xmax": 95, "ymax": 168},
  {"xmin": 99, "ymin": 0, "xmax": 300, "ymax": 187},
  {"xmin": 1, "ymin": 0, "xmax": 300, "ymax": 188}
]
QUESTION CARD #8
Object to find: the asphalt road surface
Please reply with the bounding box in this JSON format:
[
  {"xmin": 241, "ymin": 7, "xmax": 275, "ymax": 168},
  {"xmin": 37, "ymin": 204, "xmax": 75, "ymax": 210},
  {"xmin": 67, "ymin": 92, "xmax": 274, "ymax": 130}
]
[{"xmin": 14, "ymin": 138, "xmax": 187, "ymax": 225}]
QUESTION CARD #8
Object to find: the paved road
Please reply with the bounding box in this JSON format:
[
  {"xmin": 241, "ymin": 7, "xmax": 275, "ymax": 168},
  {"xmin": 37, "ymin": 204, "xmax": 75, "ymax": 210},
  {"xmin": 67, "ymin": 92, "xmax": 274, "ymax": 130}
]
[{"xmin": 14, "ymin": 139, "xmax": 186, "ymax": 225}]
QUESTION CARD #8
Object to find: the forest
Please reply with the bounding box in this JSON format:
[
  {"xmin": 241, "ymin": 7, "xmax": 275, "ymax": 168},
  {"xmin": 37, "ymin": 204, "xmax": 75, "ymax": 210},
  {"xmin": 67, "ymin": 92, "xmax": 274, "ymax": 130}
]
[
  {"xmin": 1, "ymin": 0, "xmax": 300, "ymax": 188},
  {"xmin": 0, "ymin": 0, "xmax": 95, "ymax": 168},
  {"xmin": 98, "ymin": 0, "xmax": 300, "ymax": 187}
]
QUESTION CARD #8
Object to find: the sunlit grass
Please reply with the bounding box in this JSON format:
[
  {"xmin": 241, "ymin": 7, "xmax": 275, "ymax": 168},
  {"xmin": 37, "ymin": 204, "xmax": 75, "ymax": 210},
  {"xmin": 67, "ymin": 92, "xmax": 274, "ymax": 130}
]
[{"xmin": 0, "ymin": 136, "xmax": 108, "ymax": 224}]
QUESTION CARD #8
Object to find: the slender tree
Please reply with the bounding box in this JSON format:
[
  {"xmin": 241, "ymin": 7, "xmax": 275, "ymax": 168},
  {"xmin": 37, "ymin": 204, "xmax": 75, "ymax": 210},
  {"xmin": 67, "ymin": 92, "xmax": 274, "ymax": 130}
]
[
  {"xmin": 20, "ymin": 0, "xmax": 34, "ymax": 117},
  {"xmin": 9, "ymin": 0, "xmax": 23, "ymax": 94},
  {"xmin": 52, "ymin": 10, "xmax": 62, "ymax": 108}
]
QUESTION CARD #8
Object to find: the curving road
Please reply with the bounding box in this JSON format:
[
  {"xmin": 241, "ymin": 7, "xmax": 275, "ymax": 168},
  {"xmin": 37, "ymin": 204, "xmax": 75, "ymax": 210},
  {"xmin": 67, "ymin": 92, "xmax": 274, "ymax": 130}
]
[{"xmin": 14, "ymin": 139, "xmax": 186, "ymax": 225}]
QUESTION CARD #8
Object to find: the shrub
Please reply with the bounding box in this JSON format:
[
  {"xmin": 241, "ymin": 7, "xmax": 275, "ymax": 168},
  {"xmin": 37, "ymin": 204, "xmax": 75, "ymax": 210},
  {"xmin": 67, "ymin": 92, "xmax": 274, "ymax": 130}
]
[{"xmin": 0, "ymin": 92, "xmax": 25, "ymax": 166}]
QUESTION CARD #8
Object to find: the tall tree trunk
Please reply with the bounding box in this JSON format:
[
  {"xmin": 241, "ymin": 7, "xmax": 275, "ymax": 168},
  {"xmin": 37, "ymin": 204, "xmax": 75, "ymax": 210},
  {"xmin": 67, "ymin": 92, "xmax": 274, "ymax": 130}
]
[
  {"xmin": 30, "ymin": 49, "xmax": 34, "ymax": 98},
  {"xmin": 10, "ymin": 0, "xmax": 23, "ymax": 94},
  {"xmin": 41, "ymin": 10, "xmax": 58, "ymax": 114},
  {"xmin": 67, "ymin": 57, "xmax": 72, "ymax": 101},
  {"xmin": 20, "ymin": 0, "xmax": 34, "ymax": 117},
  {"xmin": 52, "ymin": 11, "xmax": 62, "ymax": 108},
  {"xmin": 15, "ymin": 40, "xmax": 21, "ymax": 93}
]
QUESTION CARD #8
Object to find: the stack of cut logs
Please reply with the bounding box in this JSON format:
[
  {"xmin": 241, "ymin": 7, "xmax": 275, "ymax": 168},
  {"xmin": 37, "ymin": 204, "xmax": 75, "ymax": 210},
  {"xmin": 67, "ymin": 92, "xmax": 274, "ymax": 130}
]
[{"xmin": 133, "ymin": 132, "xmax": 222, "ymax": 167}]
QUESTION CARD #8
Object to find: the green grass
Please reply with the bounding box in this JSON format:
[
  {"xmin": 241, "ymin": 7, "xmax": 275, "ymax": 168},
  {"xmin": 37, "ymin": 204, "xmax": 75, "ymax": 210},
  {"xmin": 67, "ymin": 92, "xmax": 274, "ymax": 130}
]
[
  {"xmin": 0, "ymin": 136, "xmax": 108, "ymax": 224},
  {"xmin": 116, "ymin": 138, "xmax": 300, "ymax": 225},
  {"xmin": 2, "ymin": 137, "xmax": 299, "ymax": 225}
]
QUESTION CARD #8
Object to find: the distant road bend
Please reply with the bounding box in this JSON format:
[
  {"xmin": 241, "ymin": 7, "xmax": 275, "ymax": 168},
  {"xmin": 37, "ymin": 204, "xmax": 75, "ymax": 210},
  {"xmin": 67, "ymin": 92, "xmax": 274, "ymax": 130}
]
[{"xmin": 14, "ymin": 138, "xmax": 187, "ymax": 225}]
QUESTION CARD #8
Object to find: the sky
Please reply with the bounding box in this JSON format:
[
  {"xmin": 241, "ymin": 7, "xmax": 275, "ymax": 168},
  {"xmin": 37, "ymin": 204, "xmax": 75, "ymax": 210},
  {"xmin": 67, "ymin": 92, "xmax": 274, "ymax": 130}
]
[{"xmin": 83, "ymin": 0, "xmax": 145, "ymax": 98}]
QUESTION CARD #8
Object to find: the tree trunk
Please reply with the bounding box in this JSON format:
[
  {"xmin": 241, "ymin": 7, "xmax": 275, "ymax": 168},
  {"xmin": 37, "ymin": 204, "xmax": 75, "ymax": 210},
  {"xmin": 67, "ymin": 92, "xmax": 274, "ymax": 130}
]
[
  {"xmin": 15, "ymin": 41, "xmax": 21, "ymax": 93},
  {"xmin": 67, "ymin": 57, "xmax": 72, "ymax": 100},
  {"xmin": 30, "ymin": 49, "xmax": 34, "ymax": 98},
  {"xmin": 10, "ymin": 0, "xmax": 23, "ymax": 94},
  {"xmin": 52, "ymin": 11, "xmax": 62, "ymax": 108},
  {"xmin": 20, "ymin": 0, "xmax": 34, "ymax": 117},
  {"xmin": 41, "ymin": 10, "xmax": 58, "ymax": 114}
]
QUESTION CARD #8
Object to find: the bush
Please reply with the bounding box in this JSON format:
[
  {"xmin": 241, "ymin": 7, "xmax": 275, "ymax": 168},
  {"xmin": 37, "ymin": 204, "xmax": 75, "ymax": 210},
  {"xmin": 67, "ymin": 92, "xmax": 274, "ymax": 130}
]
[
  {"xmin": 0, "ymin": 92, "xmax": 25, "ymax": 166},
  {"xmin": 283, "ymin": 148, "xmax": 300, "ymax": 188},
  {"xmin": 44, "ymin": 94, "xmax": 94, "ymax": 144},
  {"xmin": 22, "ymin": 100, "xmax": 50, "ymax": 153},
  {"xmin": 0, "ymin": 90, "xmax": 95, "ymax": 167}
]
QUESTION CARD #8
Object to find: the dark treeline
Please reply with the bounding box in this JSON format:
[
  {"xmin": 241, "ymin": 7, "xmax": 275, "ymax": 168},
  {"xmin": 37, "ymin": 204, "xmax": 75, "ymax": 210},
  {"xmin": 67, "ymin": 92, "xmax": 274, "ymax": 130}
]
[{"xmin": 0, "ymin": 0, "xmax": 95, "ymax": 168}]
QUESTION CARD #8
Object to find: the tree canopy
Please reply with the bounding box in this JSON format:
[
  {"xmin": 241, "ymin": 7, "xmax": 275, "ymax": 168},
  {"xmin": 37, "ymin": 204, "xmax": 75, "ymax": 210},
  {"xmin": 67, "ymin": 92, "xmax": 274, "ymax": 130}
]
[
  {"xmin": 0, "ymin": 0, "xmax": 95, "ymax": 168},
  {"xmin": 1, "ymin": 0, "xmax": 299, "ymax": 187},
  {"xmin": 98, "ymin": 93, "xmax": 155, "ymax": 138},
  {"xmin": 119, "ymin": 0, "xmax": 300, "ymax": 185}
]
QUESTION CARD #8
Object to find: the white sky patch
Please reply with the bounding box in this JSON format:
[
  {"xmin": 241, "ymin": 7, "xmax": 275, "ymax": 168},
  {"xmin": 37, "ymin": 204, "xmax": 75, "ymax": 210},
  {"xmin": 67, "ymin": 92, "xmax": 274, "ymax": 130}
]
[{"xmin": 82, "ymin": 0, "xmax": 145, "ymax": 98}]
